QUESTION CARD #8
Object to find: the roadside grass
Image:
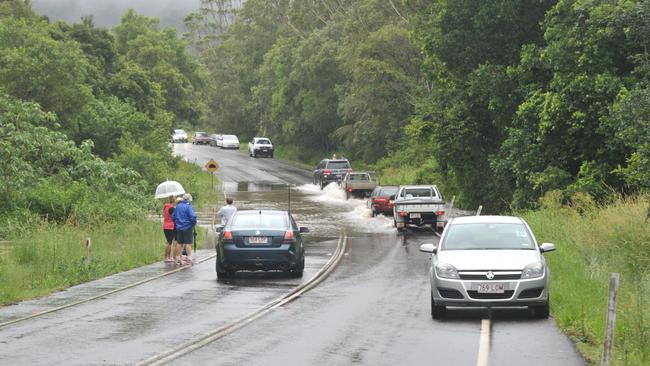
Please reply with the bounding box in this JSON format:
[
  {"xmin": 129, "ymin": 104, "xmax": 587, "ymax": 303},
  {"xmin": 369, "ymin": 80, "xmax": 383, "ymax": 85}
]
[
  {"xmin": 522, "ymin": 196, "xmax": 649, "ymax": 365},
  {"xmin": 0, "ymin": 159, "xmax": 216, "ymax": 306}
]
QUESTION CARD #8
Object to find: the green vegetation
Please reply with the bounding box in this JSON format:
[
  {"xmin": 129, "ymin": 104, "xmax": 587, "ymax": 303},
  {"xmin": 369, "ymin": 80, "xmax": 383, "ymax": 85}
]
[
  {"xmin": 188, "ymin": 0, "xmax": 650, "ymax": 214},
  {"xmin": 524, "ymin": 194, "xmax": 649, "ymax": 365}
]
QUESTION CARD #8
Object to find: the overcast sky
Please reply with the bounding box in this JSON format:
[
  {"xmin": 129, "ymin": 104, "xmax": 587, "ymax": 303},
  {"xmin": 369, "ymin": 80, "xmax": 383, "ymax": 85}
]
[{"xmin": 31, "ymin": 0, "xmax": 202, "ymax": 30}]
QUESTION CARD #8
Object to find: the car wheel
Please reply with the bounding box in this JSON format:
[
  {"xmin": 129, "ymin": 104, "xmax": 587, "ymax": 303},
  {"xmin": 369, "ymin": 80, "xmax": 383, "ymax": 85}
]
[
  {"xmin": 431, "ymin": 294, "xmax": 446, "ymax": 319},
  {"xmin": 531, "ymin": 302, "xmax": 550, "ymax": 319},
  {"xmin": 371, "ymin": 210, "xmax": 377, "ymax": 217},
  {"xmin": 216, "ymin": 260, "xmax": 230, "ymax": 280},
  {"xmin": 270, "ymin": 153, "xmax": 273, "ymax": 158},
  {"xmin": 291, "ymin": 257, "xmax": 305, "ymax": 277},
  {"xmin": 253, "ymin": 151, "xmax": 257, "ymax": 158}
]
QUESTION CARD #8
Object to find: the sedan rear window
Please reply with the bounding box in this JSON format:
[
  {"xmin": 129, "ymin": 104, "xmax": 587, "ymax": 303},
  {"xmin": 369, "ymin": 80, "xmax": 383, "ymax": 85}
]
[
  {"xmin": 256, "ymin": 139, "xmax": 271, "ymax": 144},
  {"xmin": 442, "ymin": 223, "xmax": 535, "ymax": 250},
  {"xmin": 231, "ymin": 214, "xmax": 287, "ymax": 229},
  {"xmin": 223, "ymin": 135, "xmax": 238, "ymax": 141},
  {"xmin": 379, "ymin": 187, "xmax": 398, "ymax": 196}
]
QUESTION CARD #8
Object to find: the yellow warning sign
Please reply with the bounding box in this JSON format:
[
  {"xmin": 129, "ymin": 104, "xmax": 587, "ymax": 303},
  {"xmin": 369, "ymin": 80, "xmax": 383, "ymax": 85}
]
[{"xmin": 206, "ymin": 159, "xmax": 219, "ymax": 173}]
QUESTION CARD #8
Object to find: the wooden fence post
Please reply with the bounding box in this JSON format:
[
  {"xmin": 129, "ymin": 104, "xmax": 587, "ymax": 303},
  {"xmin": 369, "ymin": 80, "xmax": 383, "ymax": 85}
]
[
  {"xmin": 84, "ymin": 238, "xmax": 92, "ymax": 268},
  {"xmin": 476, "ymin": 205, "xmax": 483, "ymax": 216},
  {"xmin": 601, "ymin": 272, "xmax": 620, "ymax": 366},
  {"xmin": 449, "ymin": 195, "xmax": 456, "ymax": 212}
]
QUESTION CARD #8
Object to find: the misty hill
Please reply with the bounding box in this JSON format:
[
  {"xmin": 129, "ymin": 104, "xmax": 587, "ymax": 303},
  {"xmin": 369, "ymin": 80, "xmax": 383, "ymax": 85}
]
[{"xmin": 31, "ymin": 0, "xmax": 201, "ymax": 29}]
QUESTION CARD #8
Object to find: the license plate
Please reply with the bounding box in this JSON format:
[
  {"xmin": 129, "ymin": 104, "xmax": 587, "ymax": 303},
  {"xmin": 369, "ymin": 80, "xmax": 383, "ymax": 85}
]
[
  {"xmin": 410, "ymin": 213, "xmax": 421, "ymax": 219},
  {"xmin": 249, "ymin": 236, "xmax": 268, "ymax": 244},
  {"xmin": 478, "ymin": 283, "xmax": 504, "ymax": 293}
]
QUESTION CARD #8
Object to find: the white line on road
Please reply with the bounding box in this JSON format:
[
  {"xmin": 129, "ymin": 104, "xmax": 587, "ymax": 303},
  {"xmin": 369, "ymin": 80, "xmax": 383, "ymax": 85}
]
[{"xmin": 477, "ymin": 318, "xmax": 491, "ymax": 366}]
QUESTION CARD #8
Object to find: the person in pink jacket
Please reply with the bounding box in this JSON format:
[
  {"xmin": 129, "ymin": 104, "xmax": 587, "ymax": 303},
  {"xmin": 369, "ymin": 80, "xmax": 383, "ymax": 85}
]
[{"xmin": 162, "ymin": 195, "xmax": 176, "ymax": 263}]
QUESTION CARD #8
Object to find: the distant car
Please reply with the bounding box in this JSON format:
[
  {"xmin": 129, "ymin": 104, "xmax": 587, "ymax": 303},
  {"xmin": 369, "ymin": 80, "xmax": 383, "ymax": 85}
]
[
  {"xmin": 215, "ymin": 210, "xmax": 309, "ymax": 279},
  {"xmin": 248, "ymin": 137, "xmax": 274, "ymax": 158},
  {"xmin": 192, "ymin": 132, "xmax": 211, "ymax": 145},
  {"xmin": 340, "ymin": 172, "xmax": 377, "ymax": 199},
  {"xmin": 313, "ymin": 158, "xmax": 352, "ymax": 189},
  {"xmin": 368, "ymin": 186, "xmax": 398, "ymax": 216},
  {"xmin": 209, "ymin": 134, "xmax": 221, "ymax": 147},
  {"xmin": 419, "ymin": 215, "xmax": 556, "ymax": 319},
  {"xmin": 220, "ymin": 135, "xmax": 240, "ymax": 149},
  {"xmin": 171, "ymin": 129, "xmax": 188, "ymax": 143}
]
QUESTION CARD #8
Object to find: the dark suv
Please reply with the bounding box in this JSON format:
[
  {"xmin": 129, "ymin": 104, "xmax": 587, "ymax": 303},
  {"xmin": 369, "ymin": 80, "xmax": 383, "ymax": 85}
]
[{"xmin": 313, "ymin": 158, "xmax": 352, "ymax": 189}]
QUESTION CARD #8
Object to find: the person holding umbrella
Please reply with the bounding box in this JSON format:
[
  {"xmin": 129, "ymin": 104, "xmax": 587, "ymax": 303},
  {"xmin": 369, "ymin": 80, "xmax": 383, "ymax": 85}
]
[
  {"xmin": 162, "ymin": 195, "xmax": 177, "ymax": 263},
  {"xmin": 173, "ymin": 193, "xmax": 197, "ymax": 265}
]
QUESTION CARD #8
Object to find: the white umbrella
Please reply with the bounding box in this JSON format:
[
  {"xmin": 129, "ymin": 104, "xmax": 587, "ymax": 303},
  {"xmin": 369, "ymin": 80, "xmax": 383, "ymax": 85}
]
[{"xmin": 155, "ymin": 180, "xmax": 186, "ymax": 199}]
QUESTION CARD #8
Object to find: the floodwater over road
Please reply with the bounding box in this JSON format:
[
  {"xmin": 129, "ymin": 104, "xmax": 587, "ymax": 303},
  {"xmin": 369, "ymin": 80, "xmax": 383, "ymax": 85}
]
[{"xmin": 0, "ymin": 144, "xmax": 584, "ymax": 365}]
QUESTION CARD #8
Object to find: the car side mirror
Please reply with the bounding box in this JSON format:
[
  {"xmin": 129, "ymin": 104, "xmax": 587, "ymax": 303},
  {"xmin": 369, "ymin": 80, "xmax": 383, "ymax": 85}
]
[
  {"xmin": 419, "ymin": 243, "xmax": 437, "ymax": 254},
  {"xmin": 539, "ymin": 243, "xmax": 556, "ymax": 253},
  {"xmin": 299, "ymin": 227, "xmax": 309, "ymax": 233},
  {"xmin": 389, "ymin": 195, "xmax": 396, "ymax": 200},
  {"xmin": 215, "ymin": 225, "xmax": 224, "ymax": 233}
]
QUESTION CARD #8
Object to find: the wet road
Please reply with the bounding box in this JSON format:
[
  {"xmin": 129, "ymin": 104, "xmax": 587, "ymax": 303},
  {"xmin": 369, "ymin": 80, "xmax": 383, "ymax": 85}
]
[{"xmin": 0, "ymin": 143, "xmax": 584, "ymax": 365}]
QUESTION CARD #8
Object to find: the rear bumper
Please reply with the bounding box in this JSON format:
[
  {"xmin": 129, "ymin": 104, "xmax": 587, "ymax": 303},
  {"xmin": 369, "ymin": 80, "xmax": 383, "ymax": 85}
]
[
  {"xmin": 253, "ymin": 148, "xmax": 273, "ymax": 155},
  {"xmin": 371, "ymin": 204, "xmax": 394, "ymax": 214},
  {"xmin": 219, "ymin": 244, "xmax": 301, "ymax": 271}
]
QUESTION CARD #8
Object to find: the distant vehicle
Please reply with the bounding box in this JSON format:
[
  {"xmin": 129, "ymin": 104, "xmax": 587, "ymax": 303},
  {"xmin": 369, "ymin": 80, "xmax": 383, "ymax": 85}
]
[
  {"xmin": 191, "ymin": 131, "xmax": 211, "ymax": 145},
  {"xmin": 209, "ymin": 134, "xmax": 221, "ymax": 147},
  {"xmin": 171, "ymin": 129, "xmax": 188, "ymax": 143},
  {"xmin": 313, "ymin": 158, "xmax": 352, "ymax": 189},
  {"xmin": 419, "ymin": 215, "xmax": 555, "ymax": 319},
  {"xmin": 220, "ymin": 135, "xmax": 240, "ymax": 149},
  {"xmin": 215, "ymin": 210, "xmax": 309, "ymax": 279},
  {"xmin": 393, "ymin": 185, "xmax": 446, "ymax": 233},
  {"xmin": 340, "ymin": 172, "xmax": 377, "ymax": 199},
  {"xmin": 248, "ymin": 137, "xmax": 274, "ymax": 158},
  {"xmin": 367, "ymin": 186, "xmax": 399, "ymax": 216}
]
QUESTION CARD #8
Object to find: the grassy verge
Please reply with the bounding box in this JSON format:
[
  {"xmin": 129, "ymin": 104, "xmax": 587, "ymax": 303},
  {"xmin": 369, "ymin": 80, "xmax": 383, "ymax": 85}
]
[
  {"xmin": 522, "ymin": 195, "xmax": 649, "ymax": 365},
  {"xmin": 0, "ymin": 159, "xmax": 216, "ymax": 306}
]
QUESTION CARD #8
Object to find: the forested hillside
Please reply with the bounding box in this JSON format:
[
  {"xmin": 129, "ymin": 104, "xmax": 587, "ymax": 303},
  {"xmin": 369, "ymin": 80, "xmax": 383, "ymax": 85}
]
[
  {"xmin": 188, "ymin": 0, "xmax": 650, "ymax": 212},
  {"xmin": 0, "ymin": 1, "xmax": 206, "ymax": 238}
]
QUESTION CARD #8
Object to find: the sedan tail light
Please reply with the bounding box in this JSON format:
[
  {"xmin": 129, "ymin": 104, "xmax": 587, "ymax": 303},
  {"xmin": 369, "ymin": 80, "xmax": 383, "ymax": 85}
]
[
  {"xmin": 399, "ymin": 211, "xmax": 408, "ymax": 217},
  {"xmin": 223, "ymin": 230, "xmax": 233, "ymax": 242},
  {"xmin": 323, "ymin": 169, "xmax": 332, "ymax": 174},
  {"xmin": 347, "ymin": 188, "xmax": 353, "ymax": 192},
  {"xmin": 374, "ymin": 198, "xmax": 387, "ymax": 203},
  {"xmin": 283, "ymin": 230, "xmax": 296, "ymax": 243},
  {"xmin": 435, "ymin": 211, "xmax": 445, "ymax": 216}
]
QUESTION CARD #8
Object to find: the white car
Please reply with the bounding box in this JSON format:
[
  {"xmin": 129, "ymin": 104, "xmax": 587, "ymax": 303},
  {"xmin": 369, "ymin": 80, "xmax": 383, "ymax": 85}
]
[
  {"xmin": 220, "ymin": 135, "xmax": 240, "ymax": 149},
  {"xmin": 171, "ymin": 129, "xmax": 188, "ymax": 143},
  {"xmin": 248, "ymin": 137, "xmax": 274, "ymax": 158},
  {"xmin": 419, "ymin": 215, "xmax": 556, "ymax": 319}
]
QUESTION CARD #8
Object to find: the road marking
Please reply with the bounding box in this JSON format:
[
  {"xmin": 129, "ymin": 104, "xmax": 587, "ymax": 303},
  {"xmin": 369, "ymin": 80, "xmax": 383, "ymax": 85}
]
[
  {"xmin": 136, "ymin": 235, "xmax": 348, "ymax": 366},
  {"xmin": 0, "ymin": 254, "xmax": 216, "ymax": 329},
  {"xmin": 477, "ymin": 318, "xmax": 491, "ymax": 366}
]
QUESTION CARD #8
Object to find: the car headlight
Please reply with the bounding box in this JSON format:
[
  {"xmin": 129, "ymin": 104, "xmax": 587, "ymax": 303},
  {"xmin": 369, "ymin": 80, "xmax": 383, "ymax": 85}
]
[
  {"xmin": 521, "ymin": 261, "xmax": 545, "ymax": 279},
  {"xmin": 435, "ymin": 262, "xmax": 459, "ymax": 279}
]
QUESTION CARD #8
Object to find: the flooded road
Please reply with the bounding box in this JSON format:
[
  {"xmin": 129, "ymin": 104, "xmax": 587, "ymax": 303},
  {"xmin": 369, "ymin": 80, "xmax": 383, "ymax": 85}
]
[{"xmin": 0, "ymin": 144, "xmax": 584, "ymax": 365}]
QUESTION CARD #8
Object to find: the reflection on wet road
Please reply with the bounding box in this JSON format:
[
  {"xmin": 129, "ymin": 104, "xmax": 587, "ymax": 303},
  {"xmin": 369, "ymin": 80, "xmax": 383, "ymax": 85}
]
[{"xmin": 0, "ymin": 144, "xmax": 584, "ymax": 366}]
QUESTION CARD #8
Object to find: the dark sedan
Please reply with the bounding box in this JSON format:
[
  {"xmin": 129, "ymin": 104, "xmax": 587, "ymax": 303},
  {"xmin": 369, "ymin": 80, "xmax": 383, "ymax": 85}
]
[
  {"xmin": 215, "ymin": 210, "xmax": 308, "ymax": 279},
  {"xmin": 368, "ymin": 186, "xmax": 398, "ymax": 216}
]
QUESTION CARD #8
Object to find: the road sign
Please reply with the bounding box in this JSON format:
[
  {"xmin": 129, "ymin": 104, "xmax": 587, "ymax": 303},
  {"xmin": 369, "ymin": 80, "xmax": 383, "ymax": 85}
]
[{"xmin": 206, "ymin": 159, "xmax": 219, "ymax": 173}]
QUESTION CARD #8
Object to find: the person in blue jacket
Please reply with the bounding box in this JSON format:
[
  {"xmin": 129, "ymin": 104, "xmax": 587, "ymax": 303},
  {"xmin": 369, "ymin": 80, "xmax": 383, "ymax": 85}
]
[{"xmin": 173, "ymin": 193, "xmax": 197, "ymax": 265}]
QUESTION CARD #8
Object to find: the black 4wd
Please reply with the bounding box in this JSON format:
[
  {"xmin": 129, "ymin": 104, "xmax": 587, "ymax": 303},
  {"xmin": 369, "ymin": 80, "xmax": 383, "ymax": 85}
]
[{"xmin": 313, "ymin": 158, "xmax": 352, "ymax": 189}]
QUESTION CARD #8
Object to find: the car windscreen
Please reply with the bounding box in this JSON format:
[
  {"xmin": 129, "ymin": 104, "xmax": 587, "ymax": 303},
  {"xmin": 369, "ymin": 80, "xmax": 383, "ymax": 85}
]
[
  {"xmin": 195, "ymin": 132, "xmax": 208, "ymax": 137},
  {"xmin": 379, "ymin": 187, "xmax": 398, "ymax": 196},
  {"xmin": 231, "ymin": 214, "xmax": 287, "ymax": 229},
  {"xmin": 442, "ymin": 223, "xmax": 535, "ymax": 250},
  {"xmin": 403, "ymin": 188, "xmax": 433, "ymax": 198},
  {"xmin": 223, "ymin": 135, "xmax": 238, "ymax": 141},
  {"xmin": 326, "ymin": 161, "xmax": 350, "ymax": 169},
  {"xmin": 256, "ymin": 139, "xmax": 271, "ymax": 144}
]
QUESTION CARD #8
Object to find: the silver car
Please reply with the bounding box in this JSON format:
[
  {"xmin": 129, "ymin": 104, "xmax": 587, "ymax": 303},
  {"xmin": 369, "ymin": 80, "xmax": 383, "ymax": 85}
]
[{"xmin": 419, "ymin": 215, "xmax": 555, "ymax": 319}]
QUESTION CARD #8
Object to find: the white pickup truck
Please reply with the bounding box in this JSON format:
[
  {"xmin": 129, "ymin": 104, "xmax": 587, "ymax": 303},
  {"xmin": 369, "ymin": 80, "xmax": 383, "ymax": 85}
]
[{"xmin": 393, "ymin": 185, "xmax": 446, "ymax": 233}]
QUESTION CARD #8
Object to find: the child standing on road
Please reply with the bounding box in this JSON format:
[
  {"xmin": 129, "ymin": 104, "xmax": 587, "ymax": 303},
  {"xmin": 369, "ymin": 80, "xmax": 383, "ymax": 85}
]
[{"xmin": 162, "ymin": 196, "xmax": 176, "ymax": 263}]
